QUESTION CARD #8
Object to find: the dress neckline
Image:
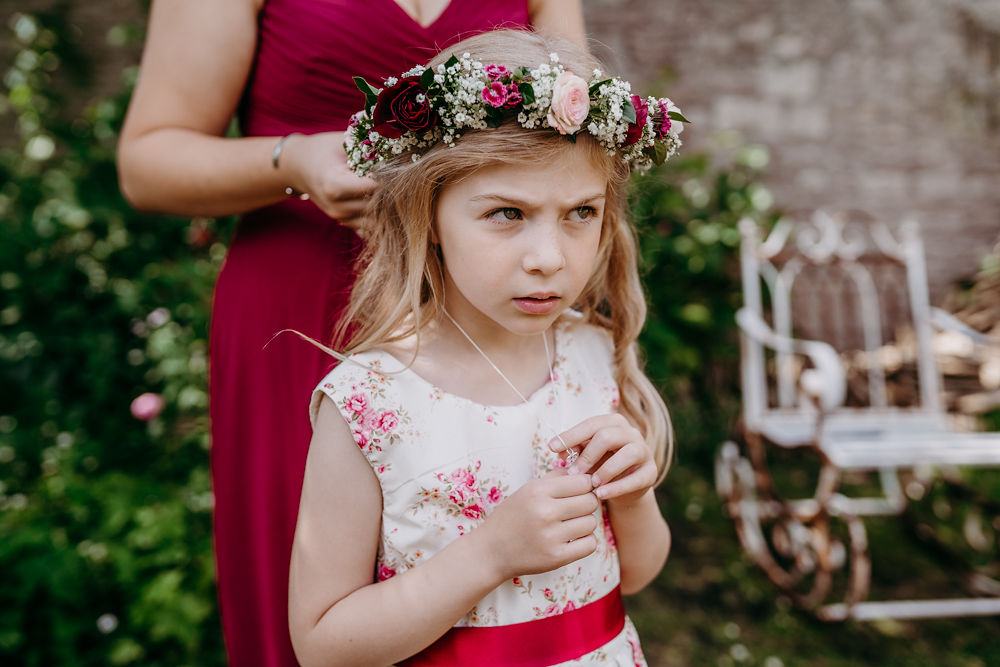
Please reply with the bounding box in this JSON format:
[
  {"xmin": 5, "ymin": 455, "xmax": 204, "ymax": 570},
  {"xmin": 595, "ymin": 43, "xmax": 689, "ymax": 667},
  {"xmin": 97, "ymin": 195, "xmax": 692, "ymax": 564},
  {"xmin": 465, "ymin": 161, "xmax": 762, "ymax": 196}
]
[
  {"xmin": 386, "ymin": 0, "xmax": 456, "ymax": 31},
  {"xmin": 367, "ymin": 317, "xmax": 569, "ymax": 410}
]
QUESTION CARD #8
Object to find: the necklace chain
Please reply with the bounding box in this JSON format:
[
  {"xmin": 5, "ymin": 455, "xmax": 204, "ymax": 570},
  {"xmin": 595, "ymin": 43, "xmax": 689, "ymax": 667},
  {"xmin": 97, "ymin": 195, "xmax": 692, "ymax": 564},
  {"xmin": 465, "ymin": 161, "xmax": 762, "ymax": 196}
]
[{"xmin": 442, "ymin": 309, "xmax": 574, "ymax": 462}]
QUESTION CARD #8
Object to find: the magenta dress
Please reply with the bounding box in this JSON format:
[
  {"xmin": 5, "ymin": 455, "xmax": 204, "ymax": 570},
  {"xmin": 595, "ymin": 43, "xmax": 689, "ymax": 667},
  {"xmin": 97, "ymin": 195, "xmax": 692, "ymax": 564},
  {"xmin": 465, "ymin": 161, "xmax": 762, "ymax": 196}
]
[{"xmin": 209, "ymin": 2, "xmax": 530, "ymax": 665}]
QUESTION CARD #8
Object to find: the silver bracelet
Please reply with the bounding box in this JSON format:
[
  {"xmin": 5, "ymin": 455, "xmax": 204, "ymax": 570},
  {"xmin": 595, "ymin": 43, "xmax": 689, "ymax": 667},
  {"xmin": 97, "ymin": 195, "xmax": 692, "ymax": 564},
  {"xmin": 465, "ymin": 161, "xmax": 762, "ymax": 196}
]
[
  {"xmin": 271, "ymin": 133, "xmax": 299, "ymax": 169},
  {"xmin": 273, "ymin": 134, "xmax": 309, "ymax": 199}
]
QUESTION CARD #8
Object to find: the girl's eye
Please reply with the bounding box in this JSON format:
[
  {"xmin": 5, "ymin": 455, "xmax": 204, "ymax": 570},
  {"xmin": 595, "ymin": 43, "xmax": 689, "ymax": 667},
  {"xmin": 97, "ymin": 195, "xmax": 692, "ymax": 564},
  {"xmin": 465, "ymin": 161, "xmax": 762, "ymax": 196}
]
[
  {"xmin": 487, "ymin": 207, "xmax": 522, "ymax": 222},
  {"xmin": 571, "ymin": 206, "xmax": 598, "ymax": 222}
]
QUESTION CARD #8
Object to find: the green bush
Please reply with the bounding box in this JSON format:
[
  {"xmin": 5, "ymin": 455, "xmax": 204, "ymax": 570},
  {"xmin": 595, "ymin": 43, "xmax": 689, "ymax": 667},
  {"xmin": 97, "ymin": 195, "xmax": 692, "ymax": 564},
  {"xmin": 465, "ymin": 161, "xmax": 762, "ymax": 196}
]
[{"xmin": 1, "ymin": 12, "xmax": 226, "ymax": 666}]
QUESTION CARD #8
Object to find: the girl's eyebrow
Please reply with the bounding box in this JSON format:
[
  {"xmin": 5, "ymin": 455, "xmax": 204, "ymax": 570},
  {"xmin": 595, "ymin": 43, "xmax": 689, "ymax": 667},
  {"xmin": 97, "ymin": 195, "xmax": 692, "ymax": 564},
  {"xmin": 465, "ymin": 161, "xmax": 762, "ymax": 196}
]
[{"xmin": 467, "ymin": 192, "xmax": 607, "ymax": 207}]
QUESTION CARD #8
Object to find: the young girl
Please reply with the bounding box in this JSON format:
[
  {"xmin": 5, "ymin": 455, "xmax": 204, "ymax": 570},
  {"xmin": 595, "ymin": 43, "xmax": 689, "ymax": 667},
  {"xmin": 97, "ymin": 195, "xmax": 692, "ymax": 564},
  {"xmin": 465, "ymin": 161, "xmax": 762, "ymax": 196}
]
[{"xmin": 288, "ymin": 29, "xmax": 683, "ymax": 666}]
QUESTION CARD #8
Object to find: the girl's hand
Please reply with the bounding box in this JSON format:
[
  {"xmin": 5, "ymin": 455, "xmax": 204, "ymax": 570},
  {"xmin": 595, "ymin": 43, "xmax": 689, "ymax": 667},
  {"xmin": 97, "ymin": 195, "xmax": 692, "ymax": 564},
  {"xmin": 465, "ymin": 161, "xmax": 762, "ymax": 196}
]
[
  {"xmin": 278, "ymin": 131, "xmax": 376, "ymax": 226},
  {"xmin": 480, "ymin": 469, "xmax": 600, "ymax": 580},
  {"xmin": 549, "ymin": 414, "xmax": 658, "ymax": 508}
]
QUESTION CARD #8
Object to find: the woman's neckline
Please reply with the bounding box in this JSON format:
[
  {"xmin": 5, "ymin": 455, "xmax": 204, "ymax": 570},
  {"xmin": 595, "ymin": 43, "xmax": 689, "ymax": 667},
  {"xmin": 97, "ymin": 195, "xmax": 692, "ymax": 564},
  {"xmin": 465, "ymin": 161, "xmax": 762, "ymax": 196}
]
[
  {"xmin": 366, "ymin": 317, "xmax": 569, "ymax": 409},
  {"xmin": 387, "ymin": 0, "xmax": 455, "ymax": 31}
]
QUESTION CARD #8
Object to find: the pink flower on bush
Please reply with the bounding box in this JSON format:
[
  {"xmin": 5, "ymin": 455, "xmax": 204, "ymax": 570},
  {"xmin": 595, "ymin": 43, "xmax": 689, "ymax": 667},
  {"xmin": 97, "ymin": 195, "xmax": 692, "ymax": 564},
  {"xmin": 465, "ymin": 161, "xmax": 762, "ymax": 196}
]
[
  {"xmin": 482, "ymin": 81, "xmax": 508, "ymax": 108},
  {"xmin": 130, "ymin": 393, "xmax": 165, "ymax": 421},
  {"xmin": 376, "ymin": 410, "xmax": 399, "ymax": 433},
  {"xmin": 623, "ymin": 95, "xmax": 649, "ymax": 146},
  {"xmin": 377, "ymin": 563, "xmax": 396, "ymax": 581},
  {"xmin": 547, "ymin": 71, "xmax": 590, "ymax": 135},
  {"xmin": 346, "ymin": 393, "xmax": 369, "ymax": 415}
]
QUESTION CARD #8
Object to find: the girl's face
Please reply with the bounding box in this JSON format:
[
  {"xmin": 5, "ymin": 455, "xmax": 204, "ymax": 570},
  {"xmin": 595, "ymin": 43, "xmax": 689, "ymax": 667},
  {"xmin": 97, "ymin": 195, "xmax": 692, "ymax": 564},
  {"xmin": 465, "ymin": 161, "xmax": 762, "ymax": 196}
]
[{"xmin": 434, "ymin": 142, "xmax": 608, "ymax": 344}]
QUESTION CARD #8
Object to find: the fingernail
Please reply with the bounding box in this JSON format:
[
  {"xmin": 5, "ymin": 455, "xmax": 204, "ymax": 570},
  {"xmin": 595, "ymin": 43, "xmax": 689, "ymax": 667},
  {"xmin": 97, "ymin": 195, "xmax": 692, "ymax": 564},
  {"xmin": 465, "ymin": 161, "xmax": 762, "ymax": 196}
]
[
  {"xmin": 594, "ymin": 487, "xmax": 606, "ymax": 499},
  {"xmin": 566, "ymin": 465, "xmax": 579, "ymax": 476},
  {"xmin": 591, "ymin": 474, "xmax": 601, "ymax": 487}
]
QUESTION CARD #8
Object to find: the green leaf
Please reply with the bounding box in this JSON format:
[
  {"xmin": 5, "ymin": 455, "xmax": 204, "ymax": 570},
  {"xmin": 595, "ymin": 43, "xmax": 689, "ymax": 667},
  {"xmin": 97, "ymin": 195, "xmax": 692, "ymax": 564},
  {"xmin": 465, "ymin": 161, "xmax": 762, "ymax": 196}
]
[
  {"xmin": 518, "ymin": 82, "xmax": 535, "ymax": 106},
  {"xmin": 420, "ymin": 67, "xmax": 435, "ymax": 89},
  {"xmin": 444, "ymin": 54, "xmax": 460, "ymax": 69},
  {"xmin": 588, "ymin": 78, "xmax": 612, "ymax": 94},
  {"xmin": 353, "ymin": 76, "xmax": 378, "ymax": 98},
  {"xmin": 668, "ymin": 110, "xmax": 691, "ymax": 124},
  {"xmin": 652, "ymin": 142, "xmax": 668, "ymax": 165},
  {"xmin": 623, "ymin": 100, "xmax": 637, "ymax": 125}
]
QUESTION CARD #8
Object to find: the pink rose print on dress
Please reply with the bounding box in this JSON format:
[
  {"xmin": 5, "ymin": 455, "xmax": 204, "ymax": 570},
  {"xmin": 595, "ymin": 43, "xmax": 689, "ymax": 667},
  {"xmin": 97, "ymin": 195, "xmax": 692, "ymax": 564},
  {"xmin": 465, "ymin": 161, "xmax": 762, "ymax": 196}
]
[
  {"xmin": 377, "ymin": 563, "xmax": 397, "ymax": 581},
  {"xmin": 413, "ymin": 461, "xmax": 508, "ymax": 529},
  {"xmin": 340, "ymin": 391, "xmax": 410, "ymax": 454}
]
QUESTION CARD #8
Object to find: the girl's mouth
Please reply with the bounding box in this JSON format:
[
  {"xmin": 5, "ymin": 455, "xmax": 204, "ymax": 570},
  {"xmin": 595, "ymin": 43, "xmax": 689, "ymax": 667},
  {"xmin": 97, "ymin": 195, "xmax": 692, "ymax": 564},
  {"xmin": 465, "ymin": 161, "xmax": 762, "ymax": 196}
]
[{"xmin": 513, "ymin": 295, "xmax": 561, "ymax": 314}]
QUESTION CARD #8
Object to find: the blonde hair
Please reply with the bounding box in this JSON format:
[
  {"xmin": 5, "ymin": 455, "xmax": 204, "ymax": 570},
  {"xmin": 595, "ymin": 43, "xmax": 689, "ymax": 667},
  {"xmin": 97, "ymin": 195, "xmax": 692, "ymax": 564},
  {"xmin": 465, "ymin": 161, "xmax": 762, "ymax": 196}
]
[{"xmin": 334, "ymin": 29, "xmax": 673, "ymax": 482}]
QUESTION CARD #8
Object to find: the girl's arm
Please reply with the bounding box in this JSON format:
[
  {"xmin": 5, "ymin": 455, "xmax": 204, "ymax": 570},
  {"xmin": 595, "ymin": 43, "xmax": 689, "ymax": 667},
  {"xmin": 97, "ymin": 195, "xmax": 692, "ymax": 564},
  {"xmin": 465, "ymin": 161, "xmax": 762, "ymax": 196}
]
[
  {"xmin": 116, "ymin": 0, "xmax": 373, "ymax": 220},
  {"xmin": 290, "ymin": 396, "xmax": 601, "ymax": 667},
  {"xmin": 529, "ymin": 0, "xmax": 588, "ymax": 47},
  {"xmin": 551, "ymin": 414, "xmax": 671, "ymax": 595}
]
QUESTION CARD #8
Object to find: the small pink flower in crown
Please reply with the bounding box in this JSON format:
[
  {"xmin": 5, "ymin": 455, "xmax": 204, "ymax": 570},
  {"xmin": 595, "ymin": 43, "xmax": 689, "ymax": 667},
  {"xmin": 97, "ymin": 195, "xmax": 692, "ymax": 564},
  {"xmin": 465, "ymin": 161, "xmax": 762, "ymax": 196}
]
[
  {"xmin": 504, "ymin": 83, "xmax": 522, "ymax": 107},
  {"xmin": 481, "ymin": 81, "xmax": 508, "ymax": 108},
  {"xmin": 655, "ymin": 99, "xmax": 672, "ymax": 138},
  {"xmin": 624, "ymin": 94, "xmax": 649, "ymax": 146},
  {"xmin": 485, "ymin": 63, "xmax": 509, "ymax": 80},
  {"xmin": 547, "ymin": 71, "xmax": 590, "ymax": 135}
]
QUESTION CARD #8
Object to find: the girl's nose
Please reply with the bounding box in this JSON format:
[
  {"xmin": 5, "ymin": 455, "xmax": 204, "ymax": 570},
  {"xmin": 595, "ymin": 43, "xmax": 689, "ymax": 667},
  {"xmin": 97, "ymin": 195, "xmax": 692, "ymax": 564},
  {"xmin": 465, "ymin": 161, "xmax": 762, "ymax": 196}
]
[{"xmin": 521, "ymin": 223, "xmax": 566, "ymax": 274}]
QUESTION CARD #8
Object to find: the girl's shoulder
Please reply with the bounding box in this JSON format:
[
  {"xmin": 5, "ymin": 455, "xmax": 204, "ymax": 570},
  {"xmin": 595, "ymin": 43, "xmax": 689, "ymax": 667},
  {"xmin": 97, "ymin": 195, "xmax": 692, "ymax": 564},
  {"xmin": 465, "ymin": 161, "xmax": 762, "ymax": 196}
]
[
  {"xmin": 309, "ymin": 349, "xmax": 408, "ymax": 429},
  {"xmin": 558, "ymin": 310, "xmax": 615, "ymax": 357}
]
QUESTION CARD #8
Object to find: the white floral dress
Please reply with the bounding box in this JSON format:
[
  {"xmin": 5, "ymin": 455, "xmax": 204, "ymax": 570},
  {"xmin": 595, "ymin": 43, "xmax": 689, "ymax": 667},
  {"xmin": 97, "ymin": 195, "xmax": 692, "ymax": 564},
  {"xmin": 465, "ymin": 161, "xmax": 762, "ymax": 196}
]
[{"xmin": 310, "ymin": 315, "xmax": 647, "ymax": 666}]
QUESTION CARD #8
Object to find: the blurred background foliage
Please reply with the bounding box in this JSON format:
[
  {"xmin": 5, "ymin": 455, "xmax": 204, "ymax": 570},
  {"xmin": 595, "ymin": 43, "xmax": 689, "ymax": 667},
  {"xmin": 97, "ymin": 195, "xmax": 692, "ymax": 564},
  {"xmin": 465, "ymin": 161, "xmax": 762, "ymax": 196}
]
[{"xmin": 1, "ymin": 7, "xmax": 997, "ymax": 667}]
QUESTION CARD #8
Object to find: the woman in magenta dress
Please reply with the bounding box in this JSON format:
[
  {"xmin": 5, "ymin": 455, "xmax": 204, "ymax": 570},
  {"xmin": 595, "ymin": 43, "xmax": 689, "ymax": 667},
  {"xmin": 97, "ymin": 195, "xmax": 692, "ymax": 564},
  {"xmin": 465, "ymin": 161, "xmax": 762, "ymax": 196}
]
[{"xmin": 117, "ymin": 1, "xmax": 586, "ymax": 665}]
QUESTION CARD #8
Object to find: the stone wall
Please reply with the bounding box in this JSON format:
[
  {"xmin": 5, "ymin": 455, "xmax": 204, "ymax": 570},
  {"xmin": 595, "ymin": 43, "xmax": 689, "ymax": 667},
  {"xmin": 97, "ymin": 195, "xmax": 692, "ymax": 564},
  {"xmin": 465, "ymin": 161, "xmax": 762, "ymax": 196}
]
[
  {"xmin": 5, "ymin": 0, "xmax": 1000, "ymax": 299},
  {"xmin": 585, "ymin": 0, "xmax": 1000, "ymax": 299}
]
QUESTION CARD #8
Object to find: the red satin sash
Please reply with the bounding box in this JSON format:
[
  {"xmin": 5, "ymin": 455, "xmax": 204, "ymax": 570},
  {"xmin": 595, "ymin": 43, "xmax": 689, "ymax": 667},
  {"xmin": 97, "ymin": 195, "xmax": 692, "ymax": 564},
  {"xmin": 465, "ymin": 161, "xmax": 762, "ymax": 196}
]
[{"xmin": 398, "ymin": 586, "xmax": 625, "ymax": 666}]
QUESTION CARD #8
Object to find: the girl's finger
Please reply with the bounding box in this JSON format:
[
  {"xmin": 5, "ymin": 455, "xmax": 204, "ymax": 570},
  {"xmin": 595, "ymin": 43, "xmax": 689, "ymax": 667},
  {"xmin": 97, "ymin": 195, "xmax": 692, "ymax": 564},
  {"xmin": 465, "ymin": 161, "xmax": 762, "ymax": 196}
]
[
  {"xmin": 589, "ymin": 441, "xmax": 651, "ymax": 487},
  {"xmin": 567, "ymin": 424, "xmax": 635, "ymax": 475},
  {"xmin": 548, "ymin": 413, "xmax": 628, "ymax": 452},
  {"xmin": 592, "ymin": 462, "xmax": 658, "ymax": 501}
]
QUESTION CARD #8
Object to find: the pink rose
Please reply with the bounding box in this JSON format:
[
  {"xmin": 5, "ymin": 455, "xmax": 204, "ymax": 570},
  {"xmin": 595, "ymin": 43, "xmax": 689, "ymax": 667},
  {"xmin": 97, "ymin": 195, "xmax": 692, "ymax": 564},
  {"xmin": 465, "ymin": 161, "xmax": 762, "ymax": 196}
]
[
  {"xmin": 546, "ymin": 71, "xmax": 590, "ymax": 135},
  {"xmin": 377, "ymin": 563, "xmax": 396, "ymax": 581},
  {"xmin": 481, "ymin": 81, "xmax": 507, "ymax": 108},
  {"xmin": 562, "ymin": 600, "xmax": 577, "ymax": 612},
  {"xmin": 130, "ymin": 392, "xmax": 165, "ymax": 421},
  {"xmin": 623, "ymin": 95, "xmax": 649, "ymax": 146},
  {"xmin": 352, "ymin": 427, "xmax": 369, "ymax": 449},
  {"xmin": 376, "ymin": 410, "xmax": 399, "ymax": 433},
  {"xmin": 486, "ymin": 486, "xmax": 503, "ymax": 504},
  {"xmin": 450, "ymin": 468, "xmax": 476, "ymax": 488},
  {"xmin": 449, "ymin": 486, "xmax": 471, "ymax": 505},
  {"xmin": 461, "ymin": 504, "xmax": 484, "ymax": 520},
  {"xmin": 541, "ymin": 603, "xmax": 561, "ymax": 617},
  {"xmin": 346, "ymin": 393, "xmax": 369, "ymax": 415}
]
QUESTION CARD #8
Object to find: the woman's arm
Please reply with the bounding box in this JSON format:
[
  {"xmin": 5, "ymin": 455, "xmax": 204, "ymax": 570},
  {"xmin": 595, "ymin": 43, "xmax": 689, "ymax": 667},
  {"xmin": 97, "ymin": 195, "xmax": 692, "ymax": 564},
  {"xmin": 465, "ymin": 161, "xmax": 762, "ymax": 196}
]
[
  {"xmin": 117, "ymin": 0, "xmax": 372, "ymax": 219},
  {"xmin": 289, "ymin": 396, "xmax": 601, "ymax": 667},
  {"xmin": 529, "ymin": 0, "xmax": 587, "ymax": 47}
]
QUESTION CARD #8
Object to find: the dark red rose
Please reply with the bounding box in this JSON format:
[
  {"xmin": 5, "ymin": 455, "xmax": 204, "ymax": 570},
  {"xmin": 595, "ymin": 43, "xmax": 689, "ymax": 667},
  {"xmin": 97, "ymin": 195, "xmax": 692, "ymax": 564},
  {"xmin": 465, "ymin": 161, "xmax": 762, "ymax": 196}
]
[
  {"xmin": 372, "ymin": 76, "xmax": 437, "ymax": 138},
  {"xmin": 623, "ymin": 94, "xmax": 649, "ymax": 146}
]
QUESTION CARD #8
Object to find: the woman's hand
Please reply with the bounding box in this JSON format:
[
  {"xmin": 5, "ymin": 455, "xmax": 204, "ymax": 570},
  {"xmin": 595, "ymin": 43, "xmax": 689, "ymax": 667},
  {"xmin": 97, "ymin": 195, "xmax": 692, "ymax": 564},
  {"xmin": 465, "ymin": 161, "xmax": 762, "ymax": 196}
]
[
  {"xmin": 549, "ymin": 413, "xmax": 658, "ymax": 508},
  {"xmin": 479, "ymin": 469, "xmax": 599, "ymax": 581},
  {"xmin": 276, "ymin": 131, "xmax": 376, "ymax": 226}
]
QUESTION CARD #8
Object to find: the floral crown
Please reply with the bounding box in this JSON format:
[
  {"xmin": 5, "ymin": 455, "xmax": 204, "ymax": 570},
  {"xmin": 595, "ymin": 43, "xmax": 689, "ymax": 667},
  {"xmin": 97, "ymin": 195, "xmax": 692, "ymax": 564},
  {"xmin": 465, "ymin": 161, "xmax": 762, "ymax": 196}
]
[{"xmin": 344, "ymin": 51, "xmax": 687, "ymax": 177}]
